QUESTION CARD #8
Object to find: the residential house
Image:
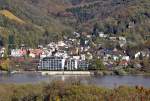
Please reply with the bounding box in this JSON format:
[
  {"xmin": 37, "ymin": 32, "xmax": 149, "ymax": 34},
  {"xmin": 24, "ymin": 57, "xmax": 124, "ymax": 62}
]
[
  {"xmin": 98, "ymin": 32, "xmax": 108, "ymax": 38},
  {"xmin": 11, "ymin": 49, "xmax": 27, "ymax": 57},
  {"xmin": 109, "ymin": 37, "xmax": 117, "ymax": 41},
  {"xmin": 119, "ymin": 37, "xmax": 127, "ymax": 47},
  {"xmin": 0, "ymin": 47, "xmax": 5, "ymax": 58},
  {"xmin": 80, "ymin": 54, "xmax": 86, "ymax": 60},
  {"xmin": 29, "ymin": 49, "xmax": 43, "ymax": 58},
  {"xmin": 135, "ymin": 50, "xmax": 150, "ymax": 59},
  {"xmin": 119, "ymin": 60, "xmax": 129, "ymax": 67},
  {"xmin": 73, "ymin": 32, "xmax": 80, "ymax": 37}
]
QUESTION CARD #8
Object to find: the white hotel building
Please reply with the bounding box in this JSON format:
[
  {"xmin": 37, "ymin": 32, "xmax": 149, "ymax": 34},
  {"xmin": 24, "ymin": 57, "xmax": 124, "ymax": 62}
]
[{"xmin": 38, "ymin": 57, "xmax": 89, "ymax": 71}]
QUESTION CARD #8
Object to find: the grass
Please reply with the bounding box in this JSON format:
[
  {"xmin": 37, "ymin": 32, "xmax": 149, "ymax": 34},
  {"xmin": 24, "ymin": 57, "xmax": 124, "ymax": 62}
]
[
  {"xmin": 0, "ymin": 10, "xmax": 25, "ymax": 24},
  {"xmin": 0, "ymin": 81, "xmax": 149, "ymax": 101}
]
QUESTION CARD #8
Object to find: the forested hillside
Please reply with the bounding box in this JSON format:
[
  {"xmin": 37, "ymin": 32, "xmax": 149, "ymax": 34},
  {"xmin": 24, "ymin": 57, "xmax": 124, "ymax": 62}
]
[
  {"xmin": 0, "ymin": 0, "xmax": 149, "ymax": 47},
  {"xmin": 0, "ymin": 0, "xmax": 74, "ymax": 47}
]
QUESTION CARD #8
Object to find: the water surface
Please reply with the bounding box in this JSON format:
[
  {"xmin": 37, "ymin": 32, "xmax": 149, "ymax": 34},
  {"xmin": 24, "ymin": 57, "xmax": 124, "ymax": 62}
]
[{"xmin": 0, "ymin": 73, "xmax": 150, "ymax": 88}]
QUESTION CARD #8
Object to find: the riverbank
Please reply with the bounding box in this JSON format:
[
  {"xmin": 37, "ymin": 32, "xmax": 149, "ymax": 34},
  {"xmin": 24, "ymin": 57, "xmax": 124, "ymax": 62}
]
[
  {"xmin": 39, "ymin": 71, "xmax": 94, "ymax": 75},
  {"xmin": 1, "ymin": 69, "xmax": 150, "ymax": 76}
]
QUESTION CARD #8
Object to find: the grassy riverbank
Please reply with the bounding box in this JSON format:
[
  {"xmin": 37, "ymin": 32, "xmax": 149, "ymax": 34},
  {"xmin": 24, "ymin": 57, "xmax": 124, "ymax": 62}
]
[{"xmin": 0, "ymin": 81, "xmax": 150, "ymax": 101}]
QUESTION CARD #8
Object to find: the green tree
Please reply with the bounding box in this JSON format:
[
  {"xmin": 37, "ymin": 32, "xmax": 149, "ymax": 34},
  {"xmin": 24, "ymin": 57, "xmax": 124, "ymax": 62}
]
[
  {"xmin": 8, "ymin": 34, "xmax": 15, "ymax": 54},
  {"xmin": 92, "ymin": 23, "xmax": 99, "ymax": 37},
  {"xmin": 90, "ymin": 58, "xmax": 106, "ymax": 70}
]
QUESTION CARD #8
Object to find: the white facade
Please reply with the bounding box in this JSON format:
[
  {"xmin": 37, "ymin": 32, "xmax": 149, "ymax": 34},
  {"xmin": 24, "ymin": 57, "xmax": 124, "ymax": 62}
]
[
  {"xmin": 99, "ymin": 32, "xmax": 107, "ymax": 38},
  {"xmin": 11, "ymin": 49, "xmax": 22, "ymax": 57},
  {"xmin": 58, "ymin": 41, "xmax": 66, "ymax": 47},
  {"xmin": 29, "ymin": 53, "xmax": 36, "ymax": 58},
  {"xmin": 0, "ymin": 47, "xmax": 5, "ymax": 57},
  {"xmin": 81, "ymin": 54, "xmax": 86, "ymax": 60},
  {"xmin": 39, "ymin": 57, "xmax": 65, "ymax": 70},
  {"xmin": 39, "ymin": 56, "xmax": 89, "ymax": 71},
  {"xmin": 122, "ymin": 56, "xmax": 130, "ymax": 61},
  {"xmin": 66, "ymin": 59, "xmax": 78, "ymax": 70},
  {"xmin": 73, "ymin": 56, "xmax": 80, "ymax": 60}
]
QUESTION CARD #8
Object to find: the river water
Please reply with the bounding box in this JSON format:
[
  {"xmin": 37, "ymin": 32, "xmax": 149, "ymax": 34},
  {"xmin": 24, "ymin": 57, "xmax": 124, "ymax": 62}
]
[{"xmin": 0, "ymin": 72, "xmax": 150, "ymax": 88}]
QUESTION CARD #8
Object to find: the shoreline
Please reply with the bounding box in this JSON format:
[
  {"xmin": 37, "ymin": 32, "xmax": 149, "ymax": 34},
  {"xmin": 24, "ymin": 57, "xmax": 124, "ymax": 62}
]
[
  {"xmin": 38, "ymin": 71, "xmax": 94, "ymax": 75},
  {"xmin": 0, "ymin": 70, "xmax": 150, "ymax": 76}
]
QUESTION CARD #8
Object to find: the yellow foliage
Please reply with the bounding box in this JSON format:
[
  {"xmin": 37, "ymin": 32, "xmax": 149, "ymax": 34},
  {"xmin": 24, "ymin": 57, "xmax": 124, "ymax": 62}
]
[
  {"xmin": 55, "ymin": 96, "xmax": 61, "ymax": 101},
  {"xmin": 0, "ymin": 10, "xmax": 25, "ymax": 24},
  {"xmin": 0, "ymin": 59, "xmax": 10, "ymax": 71},
  {"xmin": 0, "ymin": 27, "xmax": 9, "ymax": 37}
]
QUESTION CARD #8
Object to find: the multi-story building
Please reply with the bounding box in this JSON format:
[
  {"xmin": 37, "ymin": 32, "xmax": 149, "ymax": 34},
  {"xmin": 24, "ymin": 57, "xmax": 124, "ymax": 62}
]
[
  {"xmin": 65, "ymin": 59, "xmax": 78, "ymax": 70},
  {"xmin": 77, "ymin": 60, "xmax": 89, "ymax": 70},
  {"xmin": 38, "ymin": 57, "xmax": 65, "ymax": 71},
  {"xmin": 38, "ymin": 57, "xmax": 89, "ymax": 71}
]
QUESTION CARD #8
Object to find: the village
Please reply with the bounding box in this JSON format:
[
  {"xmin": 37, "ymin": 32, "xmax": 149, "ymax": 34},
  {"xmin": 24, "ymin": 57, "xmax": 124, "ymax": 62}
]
[{"xmin": 0, "ymin": 31, "xmax": 150, "ymax": 75}]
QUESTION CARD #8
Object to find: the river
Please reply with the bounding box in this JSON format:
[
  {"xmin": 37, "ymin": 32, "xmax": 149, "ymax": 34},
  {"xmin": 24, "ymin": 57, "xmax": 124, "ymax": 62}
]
[{"xmin": 0, "ymin": 72, "xmax": 150, "ymax": 88}]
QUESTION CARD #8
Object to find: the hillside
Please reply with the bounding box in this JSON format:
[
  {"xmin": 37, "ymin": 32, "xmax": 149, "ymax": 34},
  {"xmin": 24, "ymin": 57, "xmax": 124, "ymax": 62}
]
[
  {"xmin": 0, "ymin": 10, "xmax": 25, "ymax": 24},
  {"xmin": 0, "ymin": 0, "xmax": 74, "ymax": 47},
  {"xmin": 0, "ymin": 0, "xmax": 149, "ymax": 47}
]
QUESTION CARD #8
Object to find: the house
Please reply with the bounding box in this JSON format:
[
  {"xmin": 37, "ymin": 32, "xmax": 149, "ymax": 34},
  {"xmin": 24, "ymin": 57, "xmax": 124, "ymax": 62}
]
[
  {"xmin": 29, "ymin": 49, "xmax": 43, "ymax": 58},
  {"xmin": 80, "ymin": 47, "xmax": 84, "ymax": 52},
  {"xmin": 119, "ymin": 60, "xmax": 129, "ymax": 67},
  {"xmin": 103, "ymin": 54, "xmax": 111, "ymax": 61},
  {"xmin": 109, "ymin": 37, "xmax": 117, "ymax": 41},
  {"xmin": 73, "ymin": 56, "xmax": 80, "ymax": 60},
  {"xmin": 87, "ymin": 35, "xmax": 92, "ymax": 38},
  {"xmin": 11, "ymin": 49, "xmax": 27, "ymax": 57},
  {"xmin": 73, "ymin": 32, "xmax": 80, "ymax": 37},
  {"xmin": 135, "ymin": 50, "xmax": 150, "ymax": 59},
  {"xmin": 69, "ymin": 47, "xmax": 79, "ymax": 55},
  {"xmin": 38, "ymin": 45, "xmax": 43, "ymax": 48},
  {"xmin": 128, "ymin": 21, "xmax": 135, "ymax": 28},
  {"xmin": 119, "ymin": 37, "xmax": 127, "ymax": 47},
  {"xmin": 144, "ymin": 35, "xmax": 150, "ymax": 40},
  {"xmin": 119, "ymin": 37, "xmax": 126, "ymax": 41},
  {"xmin": 122, "ymin": 56, "xmax": 130, "ymax": 61},
  {"xmin": 81, "ymin": 32, "xmax": 88, "ymax": 36},
  {"xmin": 112, "ymin": 55, "xmax": 119, "ymax": 61},
  {"xmin": 57, "ymin": 41, "xmax": 66, "ymax": 47},
  {"xmin": 135, "ymin": 52, "xmax": 144, "ymax": 59},
  {"xmin": 98, "ymin": 32, "xmax": 108, "ymax": 38},
  {"xmin": 40, "ymin": 53, "xmax": 47, "ymax": 59},
  {"xmin": 0, "ymin": 47, "xmax": 5, "ymax": 57},
  {"xmin": 29, "ymin": 53, "xmax": 36, "ymax": 58},
  {"xmin": 80, "ymin": 54, "xmax": 86, "ymax": 60},
  {"xmin": 54, "ymin": 51, "xmax": 68, "ymax": 59}
]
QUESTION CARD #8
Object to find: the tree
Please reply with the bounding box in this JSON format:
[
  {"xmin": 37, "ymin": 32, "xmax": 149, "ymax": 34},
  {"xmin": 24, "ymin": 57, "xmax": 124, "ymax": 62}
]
[
  {"xmin": 43, "ymin": 30, "xmax": 49, "ymax": 44},
  {"xmin": 92, "ymin": 23, "xmax": 99, "ymax": 37},
  {"xmin": 8, "ymin": 34, "xmax": 15, "ymax": 54},
  {"xmin": 90, "ymin": 58, "xmax": 106, "ymax": 70},
  {"xmin": 0, "ymin": 59, "xmax": 10, "ymax": 71},
  {"xmin": 0, "ymin": 35, "xmax": 4, "ymax": 46},
  {"xmin": 80, "ymin": 35, "xmax": 86, "ymax": 46}
]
